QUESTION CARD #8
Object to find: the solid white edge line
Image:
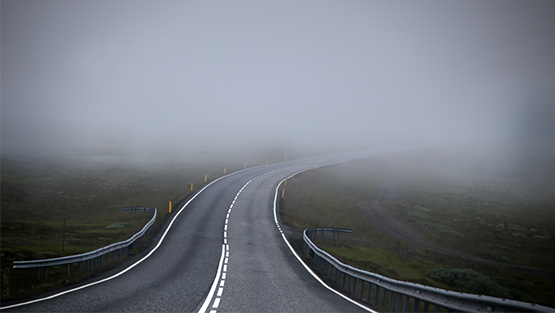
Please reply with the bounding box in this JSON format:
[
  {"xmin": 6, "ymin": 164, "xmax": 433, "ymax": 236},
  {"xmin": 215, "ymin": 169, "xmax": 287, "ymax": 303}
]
[
  {"xmin": 198, "ymin": 244, "xmax": 226, "ymax": 313},
  {"xmin": 273, "ymin": 172, "xmax": 378, "ymax": 313},
  {"xmin": 1, "ymin": 155, "xmax": 387, "ymax": 311},
  {"xmin": 1, "ymin": 166, "xmax": 253, "ymax": 311}
]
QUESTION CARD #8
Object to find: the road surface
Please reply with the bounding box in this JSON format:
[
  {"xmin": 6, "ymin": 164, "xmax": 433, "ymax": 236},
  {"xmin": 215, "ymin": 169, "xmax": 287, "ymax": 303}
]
[{"xmin": 2, "ymin": 146, "xmax": 415, "ymax": 312}]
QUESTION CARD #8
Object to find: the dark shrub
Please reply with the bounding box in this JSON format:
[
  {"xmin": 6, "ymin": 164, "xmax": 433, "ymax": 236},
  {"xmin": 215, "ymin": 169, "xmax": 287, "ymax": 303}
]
[{"xmin": 426, "ymin": 268, "xmax": 510, "ymax": 298}]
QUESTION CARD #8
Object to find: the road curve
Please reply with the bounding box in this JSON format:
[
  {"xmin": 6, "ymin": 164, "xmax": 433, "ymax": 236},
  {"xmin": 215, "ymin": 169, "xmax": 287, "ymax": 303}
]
[{"xmin": 2, "ymin": 146, "xmax": 417, "ymax": 312}]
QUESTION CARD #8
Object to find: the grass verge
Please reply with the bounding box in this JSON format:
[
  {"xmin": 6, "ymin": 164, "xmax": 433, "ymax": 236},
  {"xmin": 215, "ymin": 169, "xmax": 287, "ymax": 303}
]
[{"xmin": 280, "ymin": 148, "xmax": 555, "ymax": 308}]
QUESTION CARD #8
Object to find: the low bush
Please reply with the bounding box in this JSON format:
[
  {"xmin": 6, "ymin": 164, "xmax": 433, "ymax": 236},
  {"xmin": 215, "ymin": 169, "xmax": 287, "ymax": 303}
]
[{"xmin": 426, "ymin": 268, "xmax": 510, "ymax": 298}]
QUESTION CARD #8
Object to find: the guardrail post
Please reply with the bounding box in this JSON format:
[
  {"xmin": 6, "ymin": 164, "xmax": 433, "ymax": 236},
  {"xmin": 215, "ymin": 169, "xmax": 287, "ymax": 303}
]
[
  {"xmin": 413, "ymin": 298, "xmax": 420, "ymax": 313},
  {"xmin": 37, "ymin": 268, "xmax": 41, "ymax": 281},
  {"xmin": 396, "ymin": 293, "xmax": 402, "ymax": 313},
  {"xmin": 403, "ymin": 294, "xmax": 410, "ymax": 313},
  {"xmin": 359, "ymin": 280, "xmax": 364, "ymax": 300},
  {"xmin": 422, "ymin": 301, "xmax": 430, "ymax": 313},
  {"xmin": 375, "ymin": 285, "xmax": 380, "ymax": 306},
  {"xmin": 44, "ymin": 267, "xmax": 48, "ymax": 280},
  {"xmin": 342, "ymin": 272, "xmax": 346, "ymax": 288},
  {"xmin": 388, "ymin": 291, "xmax": 394, "ymax": 312},
  {"xmin": 67, "ymin": 264, "xmax": 70, "ymax": 276},
  {"xmin": 338, "ymin": 271, "xmax": 342, "ymax": 287},
  {"xmin": 348, "ymin": 275, "xmax": 352, "ymax": 293},
  {"xmin": 340, "ymin": 272, "xmax": 343, "ymax": 288},
  {"xmin": 366, "ymin": 282, "xmax": 372, "ymax": 304}
]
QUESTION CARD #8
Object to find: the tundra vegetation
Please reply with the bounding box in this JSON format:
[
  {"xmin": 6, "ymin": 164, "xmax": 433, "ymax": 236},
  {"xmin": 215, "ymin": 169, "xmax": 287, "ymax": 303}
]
[{"xmin": 280, "ymin": 148, "xmax": 555, "ymax": 308}]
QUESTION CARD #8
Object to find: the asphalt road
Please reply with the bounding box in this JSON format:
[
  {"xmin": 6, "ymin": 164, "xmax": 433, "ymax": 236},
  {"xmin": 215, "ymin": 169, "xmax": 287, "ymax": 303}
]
[{"xmin": 2, "ymin": 146, "xmax": 415, "ymax": 312}]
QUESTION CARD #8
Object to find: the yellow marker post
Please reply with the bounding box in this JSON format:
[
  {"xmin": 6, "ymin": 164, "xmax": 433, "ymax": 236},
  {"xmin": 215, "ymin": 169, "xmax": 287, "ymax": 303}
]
[
  {"xmin": 303, "ymin": 168, "xmax": 305, "ymax": 173},
  {"xmin": 284, "ymin": 181, "xmax": 287, "ymax": 187},
  {"xmin": 169, "ymin": 201, "xmax": 172, "ymax": 213},
  {"xmin": 266, "ymin": 160, "xmax": 268, "ymax": 165},
  {"xmin": 191, "ymin": 183, "xmax": 193, "ymax": 191},
  {"xmin": 284, "ymin": 156, "xmax": 286, "ymax": 161},
  {"xmin": 281, "ymin": 189, "xmax": 285, "ymax": 198},
  {"xmin": 205, "ymin": 174, "xmax": 207, "ymax": 183},
  {"xmin": 224, "ymin": 167, "xmax": 226, "ymax": 175},
  {"xmin": 245, "ymin": 163, "xmax": 247, "ymax": 169}
]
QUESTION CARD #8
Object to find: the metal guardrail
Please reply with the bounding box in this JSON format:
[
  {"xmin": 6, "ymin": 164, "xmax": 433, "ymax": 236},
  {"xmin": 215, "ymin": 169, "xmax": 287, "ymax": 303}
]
[
  {"xmin": 303, "ymin": 227, "xmax": 555, "ymax": 313},
  {"xmin": 13, "ymin": 207, "xmax": 157, "ymax": 280}
]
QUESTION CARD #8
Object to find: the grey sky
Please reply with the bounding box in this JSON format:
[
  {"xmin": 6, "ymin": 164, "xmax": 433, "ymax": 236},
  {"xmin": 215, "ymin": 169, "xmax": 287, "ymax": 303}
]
[{"xmin": 2, "ymin": 0, "xmax": 554, "ymax": 154}]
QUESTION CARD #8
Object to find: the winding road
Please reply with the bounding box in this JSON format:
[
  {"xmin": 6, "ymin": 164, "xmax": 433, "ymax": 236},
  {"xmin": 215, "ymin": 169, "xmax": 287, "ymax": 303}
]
[{"xmin": 2, "ymin": 147, "xmax": 415, "ymax": 312}]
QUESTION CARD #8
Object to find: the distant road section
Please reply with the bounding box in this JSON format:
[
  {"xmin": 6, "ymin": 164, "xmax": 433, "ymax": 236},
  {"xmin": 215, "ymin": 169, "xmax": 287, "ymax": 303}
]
[{"xmin": 2, "ymin": 146, "xmax": 418, "ymax": 312}]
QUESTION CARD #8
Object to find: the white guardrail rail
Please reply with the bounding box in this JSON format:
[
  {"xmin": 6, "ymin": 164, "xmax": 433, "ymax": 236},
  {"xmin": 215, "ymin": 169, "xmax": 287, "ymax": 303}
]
[
  {"xmin": 13, "ymin": 207, "xmax": 157, "ymax": 280},
  {"xmin": 303, "ymin": 227, "xmax": 555, "ymax": 313}
]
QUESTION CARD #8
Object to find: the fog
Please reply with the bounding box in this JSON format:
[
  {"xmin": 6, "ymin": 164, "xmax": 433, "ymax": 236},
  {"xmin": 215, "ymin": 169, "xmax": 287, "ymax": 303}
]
[{"xmin": 2, "ymin": 0, "xmax": 554, "ymax": 157}]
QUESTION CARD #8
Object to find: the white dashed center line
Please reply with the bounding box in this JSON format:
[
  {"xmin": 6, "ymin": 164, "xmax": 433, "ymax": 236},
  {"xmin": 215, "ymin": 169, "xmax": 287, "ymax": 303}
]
[
  {"xmin": 201, "ymin": 168, "xmax": 306, "ymax": 313},
  {"xmin": 200, "ymin": 178, "xmax": 254, "ymax": 313}
]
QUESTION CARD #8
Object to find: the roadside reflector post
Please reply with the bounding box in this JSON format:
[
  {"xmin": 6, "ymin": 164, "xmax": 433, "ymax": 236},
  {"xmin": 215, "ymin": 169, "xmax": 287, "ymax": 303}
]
[
  {"xmin": 224, "ymin": 167, "xmax": 226, "ymax": 175},
  {"xmin": 282, "ymin": 189, "xmax": 285, "ymax": 198},
  {"xmin": 191, "ymin": 183, "xmax": 193, "ymax": 191},
  {"xmin": 169, "ymin": 201, "xmax": 172, "ymax": 213},
  {"xmin": 245, "ymin": 163, "xmax": 247, "ymax": 169},
  {"xmin": 205, "ymin": 174, "xmax": 207, "ymax": 183}
]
